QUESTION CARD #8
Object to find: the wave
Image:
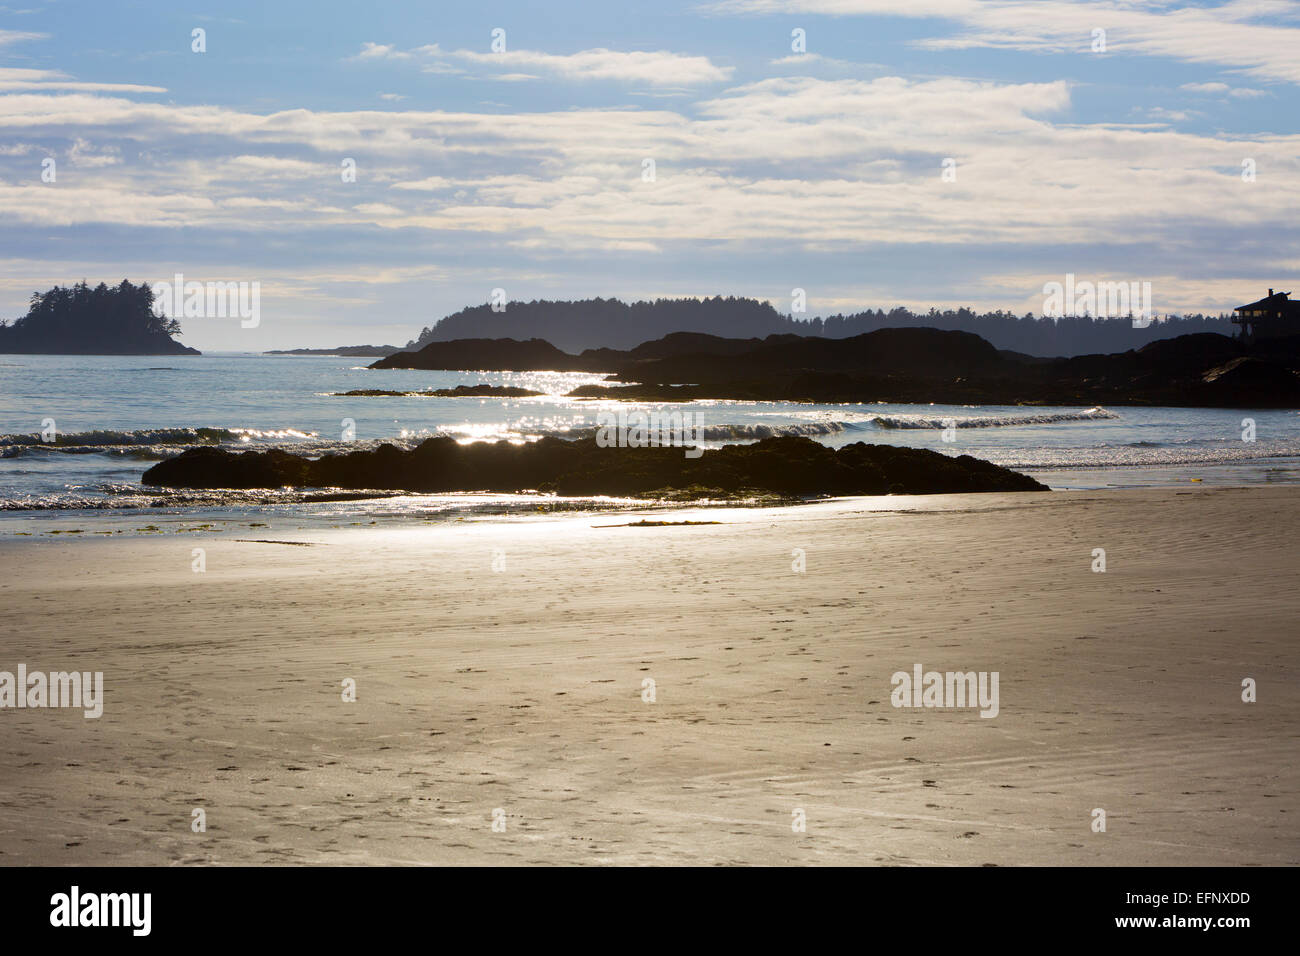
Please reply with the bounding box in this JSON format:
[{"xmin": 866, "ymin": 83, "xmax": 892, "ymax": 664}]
[
  {"xmin": 1, "ymin": 408, "xmax": 1119, "ymax": 459},
  {"xmin": 0, "ymin": 485, "xmax": 409, "ymax": 511},
  {"xmin": 999, "ymin": 442, "xmax": 1300, "ymax": 469},
  {"xmin": 1, "ymin": 426, "xmax": 240, "ymax": 448},
  {"xmin": 522, "ymin": 421, "xmax": 847, "ymax": 444},
  {"xmin": 867, "ymin": 407, "xmax": 1120, "ymax": 429},
  {"xmin": 0, "ymin": 426, "xmax": 331, "ymax": 460},
  {"xmin": 511, "ymin": 409, "xmax": 1118, "ymax": 442},
  {"xmin": 700, "ymin": 421, "xmax": 850, "ymax": 440}
]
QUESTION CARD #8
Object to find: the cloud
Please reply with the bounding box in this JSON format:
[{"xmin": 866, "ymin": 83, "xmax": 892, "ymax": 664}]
[
  {"xmin": 67, "ymin": 137, "xmax": 120, "ymax": 167},
  {"xmin": 351, "ymin": 42, "xmax": 411, "ymax": 61},
  {"xmin": 355, "ymin": 43, "xmax": 734, "ymax": 86},
  {"xmin": 0, "ymin": 68, "xmax": 165, "ymax": 94},
  {"xmin": 703, "ymin": 1, "xmax": 978, "ymax": 14},
  {"xmin": 1141, "ymin": 106, "xmax": 1197, "ymax": 123},
  {"xmin": 390, "ymin": 176, "xmax": 454, "ymax": 191},
  {"xmin": 704, "ymin": 0, "xmax": 1300, "ymax": 85},
  {"xmin": 4, "ymin": 75, "xmax": 1292, "ymax": 247},
  {"xmin": 1, "ymin": 73, "xmax": 1296, "ymax": 327},
  {"xmin": 0, "ymin": 28, "xmax": 45, "ymax": 47},
  {"xmin": 224, "ymin": 155, "xmax": 325, "ymax": 177},
  {"xmin": 1181, "ymin": 80, "xmax": 1269, "ymax": 98},
  {"xmin": 768, "ymin": 52, "xmax": 872, "ymax": 69},
  {"xmin": 452, "ymin": 48, "xmax": 733, "ymax": 85}
]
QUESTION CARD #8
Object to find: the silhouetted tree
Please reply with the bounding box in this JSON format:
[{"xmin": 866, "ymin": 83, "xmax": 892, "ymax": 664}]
[
  {"xmin": 407, "ymin": 297, "xmax": 1235, "ymax": 357},
  {"xmin": 0, "ymin": 279, "xmax": 193, "ymax": 354}
]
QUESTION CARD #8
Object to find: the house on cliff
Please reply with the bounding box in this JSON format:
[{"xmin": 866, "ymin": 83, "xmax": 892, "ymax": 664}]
[{"xmin": 1233, "ymin": 289, "xmax": 1300, "ymax": 343}]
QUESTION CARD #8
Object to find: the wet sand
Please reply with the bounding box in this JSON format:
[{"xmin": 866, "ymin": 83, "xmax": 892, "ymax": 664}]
[{"xmin": 0, "ymin": 486, "xmax": 1296, "ymax": 865}]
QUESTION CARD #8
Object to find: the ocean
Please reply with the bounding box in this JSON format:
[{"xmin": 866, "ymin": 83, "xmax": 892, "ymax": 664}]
[{"xmin": 3, "ymin": 353, "xmax": 1299, "ymax": 533}]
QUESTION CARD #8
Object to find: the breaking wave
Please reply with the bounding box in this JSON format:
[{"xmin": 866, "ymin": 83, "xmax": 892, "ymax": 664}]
[
  {"xmin": 2, "ymin": 426, "xmax": 239, "ymax": 450},
  {"xmin": 993, "ymin": 441, "xmax": 1300, "ymax": 470},
  {"xmin": 0, "ymin": 484, "xmax": 409, "ymax": 511},
  {"xmin": 517, "ymin": 408, "xmax": 1120, "ymax": 442},
  {"xmin": 0, "ymin": 426, "xmax": 369, "ymax": 461},
  {"xmin": 538, "ymin": 420, "xmax": 852, "ymax": 442},
  {"xmin": 1, "ymin": 408, "xmax": 1121, "ymax": 460},
  {"xmin": 867, "ymin": 407, "xmax": 1120, "ymax": 429}
]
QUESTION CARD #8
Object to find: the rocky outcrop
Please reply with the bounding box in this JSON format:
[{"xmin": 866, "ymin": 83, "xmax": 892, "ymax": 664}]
[
  {"xmin": 142, "ymin": 436, "xmax": 1049, "ymax": 497},
  {"xmin": 369, "ymin": 337, "xmax": 578, "ymax": 371},
  {"xmin": 374, "ymin": 328, "xmax": 1300, "ymax": 408}
]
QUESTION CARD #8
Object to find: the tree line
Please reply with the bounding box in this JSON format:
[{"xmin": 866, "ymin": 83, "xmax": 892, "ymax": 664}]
[
  {"xmin": 0, "ymin": 280, "xmax": 185, "ymax": 353},
  {"xmin": 409, "ymin": 296, "xmax": 1235, "ymax": 357}
]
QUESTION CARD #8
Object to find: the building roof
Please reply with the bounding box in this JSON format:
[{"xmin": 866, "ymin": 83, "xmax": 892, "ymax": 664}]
[{"xmin": 1235, "ymin": 290, "xmax": 1294, "ymax": 313}]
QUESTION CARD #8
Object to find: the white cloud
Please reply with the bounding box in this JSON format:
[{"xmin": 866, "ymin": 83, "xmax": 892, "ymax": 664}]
[
  {"xmin": 0, "ymin": 28, "xmax": 45, "ymax": 48},
  {"xmin": 356, "ymin": 43, "xmax": 734, "ymax": 86},
  {"xmin": 768, "ymin": 52, "xmax": 870, "ymax": 68},
  {"xmin": 353, "ymin": 202, "xmax": 404, "ymax": 217},
  {"xmin": 1181, "ymin": 80, "xmax": 1269, "ymax": 98},
  {"xmin": 706, "ymin": 0, "xmax": 1300, "ymax": 85},
  {"xmin": 1, "ymin": 76, "xmax": 1296, "ymax": 293},
  {"xmin": 390, "ymin": 176, "xmax": 454, "ymax": 191},
  {"xmin": 224, "ymin": 155, "xmax": 324, "ymax": 176},
  {"xmin": 1142, "ymin": 106, "xmax": 1196, "ymax": 122},
  {"xmin": 0, "ymin": 68, "xmax": 165, "ymax": 94},
  {"xmin": 67, "ymin": 137, "xmax": 120, "ymax": 167},
  {"xmin": 352, "ymin": 42, "xmax": 411, "ymax": 61},
  {"xmin": 453, "ymin": 48, "xmax": 733, "ymax": 85}
]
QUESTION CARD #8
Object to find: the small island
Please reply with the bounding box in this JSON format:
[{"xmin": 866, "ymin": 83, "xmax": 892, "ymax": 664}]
[
  {"xmin": 266, "ymin": 345, "xmax": 400, "ymax": 357},
  {"xmin": 0, "ymin": 280, "xmax": 199, "ymax": 355}
]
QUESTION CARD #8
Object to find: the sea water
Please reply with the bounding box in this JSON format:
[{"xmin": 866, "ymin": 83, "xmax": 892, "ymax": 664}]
[{"xmin": 2, "ymin": 353, "xmax": 1298, "ymax": 533}]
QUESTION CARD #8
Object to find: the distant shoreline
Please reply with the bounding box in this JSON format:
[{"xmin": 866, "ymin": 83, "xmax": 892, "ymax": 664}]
[
  {"xmin": 370, "ymin": 328, "xmax": 1300, "ymax": 409},
  {"xmin": 0, "ymin": 346, "xmax": 201, "ymax": 356},
  {"xmin": 265, "ymin": 346, "xmax": 400, "ymax": 357}
]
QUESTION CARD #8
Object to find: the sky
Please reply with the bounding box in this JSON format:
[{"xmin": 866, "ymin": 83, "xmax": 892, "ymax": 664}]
[{"xmin": 1, "ymin": 0, "xmax": 1298, "ymax": 351}]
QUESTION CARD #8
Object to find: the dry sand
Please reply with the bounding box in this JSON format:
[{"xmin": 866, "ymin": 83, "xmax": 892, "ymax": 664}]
[{"xmin": 0, "ymin": 485, "xmax": 1296, "ymax": 865}]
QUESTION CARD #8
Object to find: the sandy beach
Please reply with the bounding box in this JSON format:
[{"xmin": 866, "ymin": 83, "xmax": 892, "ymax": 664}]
[{"xmin": 1, "ymin": 485, "xmax": 1296, "ymax": 866}]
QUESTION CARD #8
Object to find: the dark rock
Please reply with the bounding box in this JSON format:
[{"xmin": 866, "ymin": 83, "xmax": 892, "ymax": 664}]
[
  {"xmin": 1199, "ymin": 357, "xmax": 1300, "ymax": 406},
  {"xmin": 142, "ymin": 435, "xmax": 1048, "ymax": 497},
  {"xmin": 373, "ymin": 328, "xmax": 1300, "ymax": 408},
  {"xmin": 370, "ymin": 338, "xmax": 579, "ymax": 371},
  {"xmin": 141, "ymin": 446, "xmax": 312, "ymax": 489}
]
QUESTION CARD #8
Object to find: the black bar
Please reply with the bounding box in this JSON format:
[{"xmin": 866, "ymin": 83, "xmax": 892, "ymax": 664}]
[{"xmin": 0, "ymin": 866, "xmax": 1279, "ymax": 942}]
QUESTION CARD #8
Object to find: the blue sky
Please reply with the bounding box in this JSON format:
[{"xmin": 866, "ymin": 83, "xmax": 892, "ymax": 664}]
[{"xmin": 1, "ymin": 0, "xmax": 1297, "ymax": 350}]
